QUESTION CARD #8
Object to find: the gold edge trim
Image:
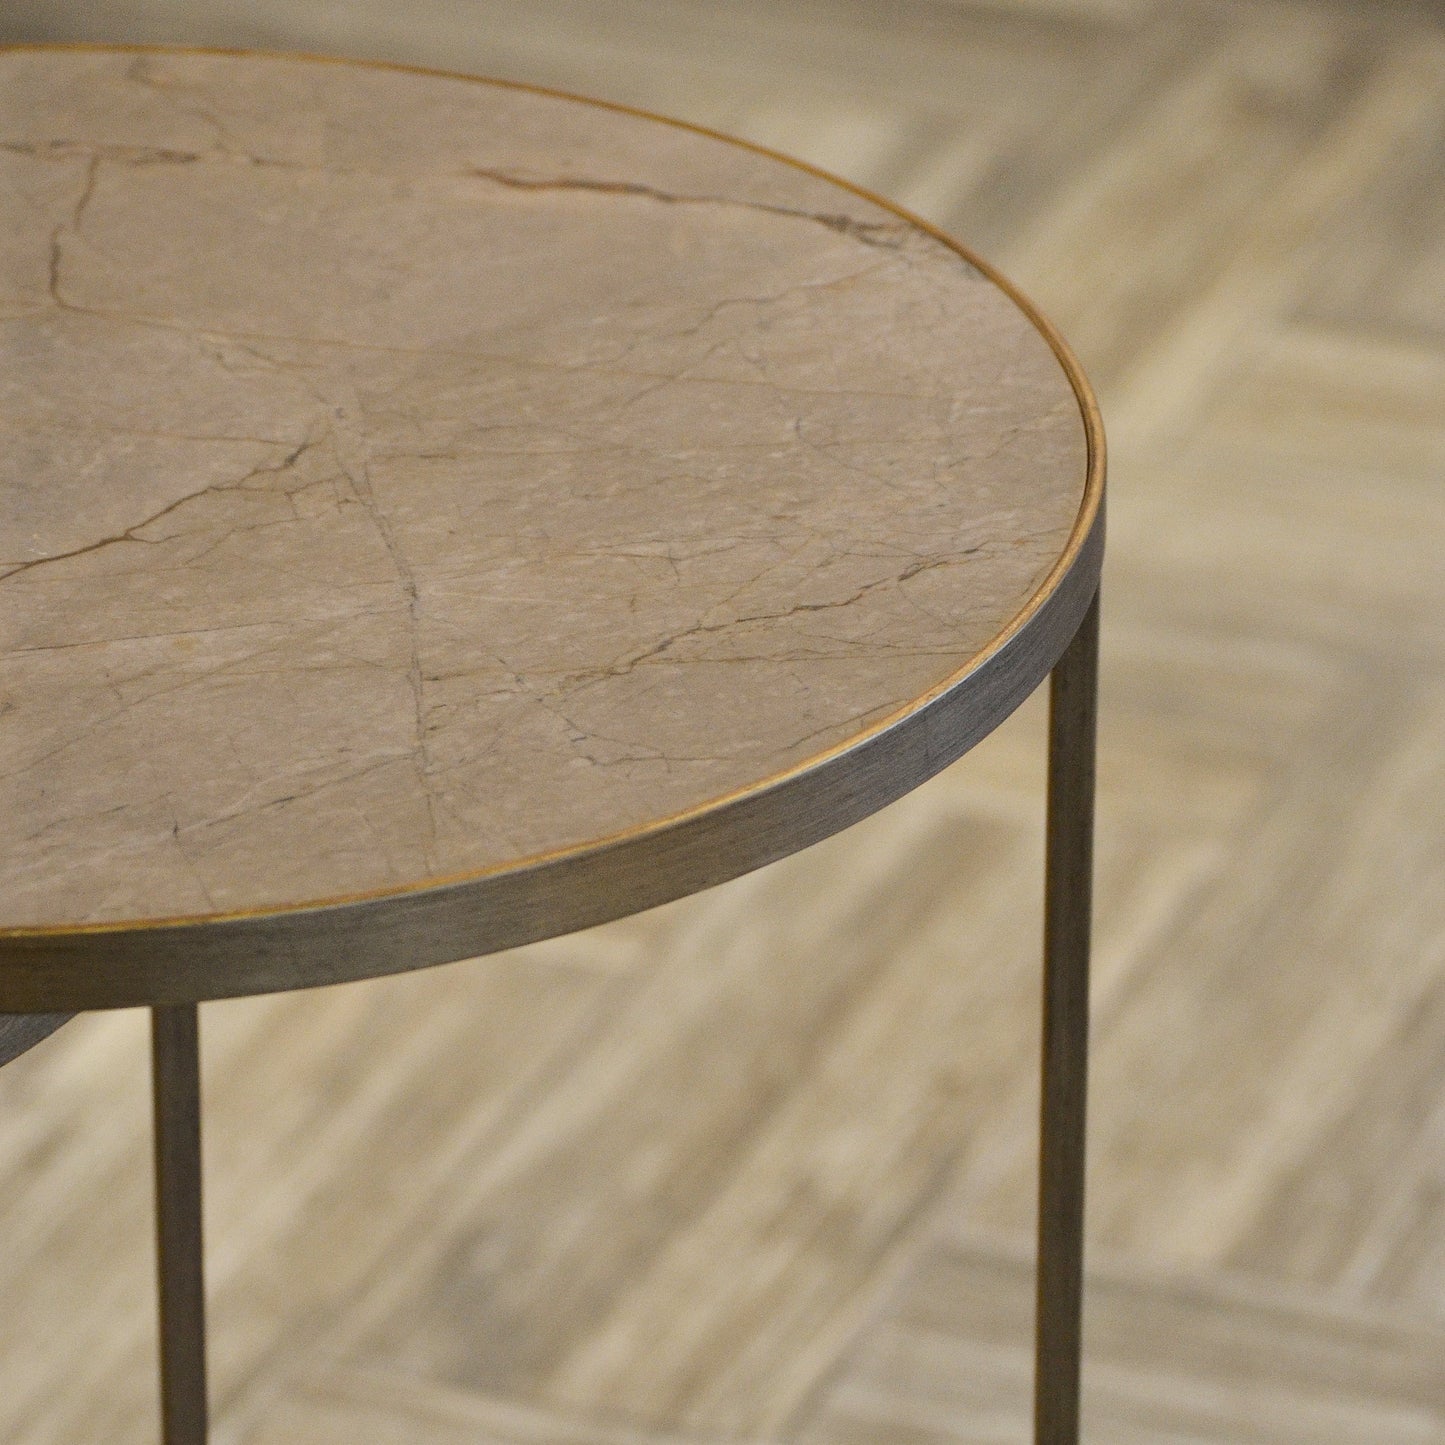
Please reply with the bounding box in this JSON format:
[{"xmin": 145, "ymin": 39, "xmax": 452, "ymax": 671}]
[{"xmin": 0, "ymin": 42, "xmax": 1106, "ymax": 944}]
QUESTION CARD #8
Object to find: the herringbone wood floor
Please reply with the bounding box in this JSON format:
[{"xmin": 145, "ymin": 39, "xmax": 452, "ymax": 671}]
[{"xmin": 2, "ymin": 1, "xmax": 1444, "ymax": 1440}]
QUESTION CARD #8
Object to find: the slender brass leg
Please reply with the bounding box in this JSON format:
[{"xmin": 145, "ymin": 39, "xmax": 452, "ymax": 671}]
[
  {"xmin": 1034, "ymin": 589, "xmax": 1099, "ymax": 1445},
  {"xmin": 151, "ymin": 1004, "xmax": 208, "ymax": 1445}
]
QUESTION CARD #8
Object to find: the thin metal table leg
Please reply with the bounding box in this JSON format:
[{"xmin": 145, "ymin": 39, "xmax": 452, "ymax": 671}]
[
  {"xmin": 151, "ymin": 1003, "xmax": 208, "ymax": 1445},
  {"xmin": 1034, "ymin": 588, "xmax": 1099, "ymax": 1445}
]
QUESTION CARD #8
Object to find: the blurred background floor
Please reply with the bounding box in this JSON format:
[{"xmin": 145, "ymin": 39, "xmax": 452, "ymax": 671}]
[{"xmin": 2, "ymin": 1, "xmax": 1444, "ymax": 1441}]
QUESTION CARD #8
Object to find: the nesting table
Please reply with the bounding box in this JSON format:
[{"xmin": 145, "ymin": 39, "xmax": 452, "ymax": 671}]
[{"xmin": 0, "ymin": 45, "xmax": 1104, "ymax": 1445}]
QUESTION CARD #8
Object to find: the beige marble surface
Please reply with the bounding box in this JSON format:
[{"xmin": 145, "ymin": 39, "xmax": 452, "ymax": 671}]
[{"xmin": 0, "ymin": 48, "xmax": 1086, "ymax": 930}]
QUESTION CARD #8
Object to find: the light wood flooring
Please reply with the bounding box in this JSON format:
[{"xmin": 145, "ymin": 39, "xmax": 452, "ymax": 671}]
[{"xmin": 3, "ymin": 1, "xmax": 1445, "ymax": 1440}]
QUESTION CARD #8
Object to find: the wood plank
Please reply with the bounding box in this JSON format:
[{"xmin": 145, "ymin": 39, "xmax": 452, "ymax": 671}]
[
  {"xmin": 797, "ymin": 1235, "xmax": 1445, "ymax": 1443},
  {"xmin": 1297, "ymin": 44, "xmax": 1445, "ymax": 343},
  {"xmin": 1227, "ymin": 944, "xmax": 1445, "ymax": 1306},
  {"xmin": 1193, "ymin": 323, "xmax": 1445, "ymax": 479},
  {"xmin": 958, "ymin": 680, "xmax": 1445, "ymax": 1270},
  {"xmin": 1104, "ymin": 446, "xmax": 1445, "ymax": 666},
  {"xmin": 1002, "ymin": 3, "xmax": 1391, "ymax": 389},
  {"xmin": 1105, "ymin": 32, "xmax": 1445, "ymax": 443},
  {"xmin": 241, "ymin": 1367, "xmax": 694, "ymax": 1445}
]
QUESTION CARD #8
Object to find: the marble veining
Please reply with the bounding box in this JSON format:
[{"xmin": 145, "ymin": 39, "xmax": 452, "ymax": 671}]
[{"xmin": 0, "ymin": 49, "xmax": 1087, "ymax": 928}]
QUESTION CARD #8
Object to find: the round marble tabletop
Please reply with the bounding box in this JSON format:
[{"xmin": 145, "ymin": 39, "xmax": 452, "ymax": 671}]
[{"xmin": 0, "ymin": 47, "xmax": 1102, "ymax": 1010}]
